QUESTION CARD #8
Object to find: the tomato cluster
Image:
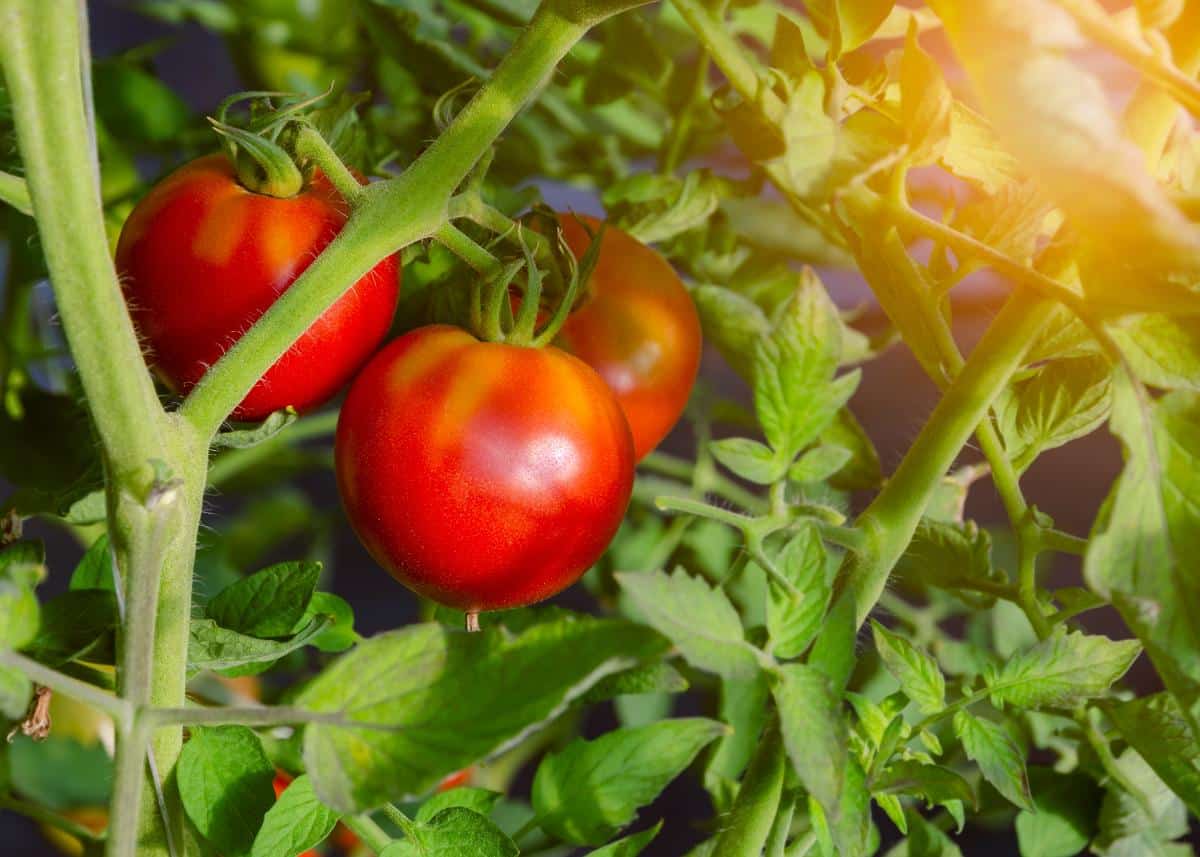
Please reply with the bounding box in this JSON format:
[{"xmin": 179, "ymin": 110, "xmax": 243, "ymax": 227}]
[{"xmin": 118, "ymin": 158, "xmax": 699, "ymax": 613}]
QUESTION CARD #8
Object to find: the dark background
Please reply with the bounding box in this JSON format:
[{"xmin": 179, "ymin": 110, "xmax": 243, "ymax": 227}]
[{"xmin": 0, "ymin": 2, "xmax": 1192, "ymax": 855}]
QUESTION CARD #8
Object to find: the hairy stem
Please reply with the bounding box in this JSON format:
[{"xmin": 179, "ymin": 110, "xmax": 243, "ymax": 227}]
[
  {"xmin": 0, "ymin": 650, "xmax": 130, "ymax": 722},
  {"xmin": 712, "ymin": 718, "xmax": 785, "ymax": 857}
]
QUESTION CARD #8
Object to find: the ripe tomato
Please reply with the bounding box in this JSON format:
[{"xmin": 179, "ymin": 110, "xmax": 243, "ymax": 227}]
[
  {"xmin": 557, "ymin": 215, "xmax": 702, "ymax": 460},
  {"xmin": 335, "ymin": 325, "xmax": 634, "ymax": 612},
  {"xmin": 116, "ymin": 154, "xmax": 400, "ymax": 421}
]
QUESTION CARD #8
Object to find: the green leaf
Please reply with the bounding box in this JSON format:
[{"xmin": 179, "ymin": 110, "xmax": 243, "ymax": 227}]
[
  {"xmin": 616, "ymin": 570, "xmax": 763, "ymax": 679},
  {"xmin": 771, "ymin": 11, "xmax": 813, "ymax": 78},
  {"xmin": 606, "ymin": 171, "xmax": 720, "ymax": 245},
  {"xmin": 301, "ymin": 617, "xmax": 662, "ymax": 812},
  {"xmin": 788, "ymin": 444, "xmax": 852, "ymax": 484},
  {"xmin": 213, "ymin": 409, "xmax": 299, "ymax": 450},
  {"xmin": 179, "ymin": 726, "xmax": 275, "ymax": 857},
  {"xmin": 1084, "ymin": 382, "xmax": 1200, "ymax": 736},
  {"xmin": 188, "ymin": 617, "xmax": 330, "ymax": 677},
  {"xmin": 293, "ymin": 591, "xmax": 357, "ymax": 653},
  {"xmin": 899, "ymin": 18, "xmax": 951, "ymax": 158},
  {"xmin": 811, "ymin": 755, "xmax": 872, "ymax": 857},
  {"xmin": 835, "ymin": 0, "xmax": 895, "ymax": 52},
  {"xmin": 871, "ymin": 622, "xmax": 945, "ymax": 715},
  {"xmin": 1093, "ymin": 749, "xmax": 1190, "ymax": 856},
  {"xmin": 767, "ymin": 524, "xmax": 831, "ymax": 659},
  {"xmin": 0, "ymin": 542, "xmax": 42, "ymax": 651},
  {"xmin": 893, "ymin": 518, "xmax": 1001, "ymax": 596},
  {"xmin": 953, "ymin": 711, "xmax": 1033, "ymax": 812},
  {"xmin": 7, "ymin": 734, "xmax": 113, "ymax": 809},
  {"xmin": 709, "ymin": 437, "xmax": 782, "ymax": 485},
  {"xmin": 0, "ymin": 664, "xmax": 31, "ymax": 719},
  {"xmin": 379, "ymin": 807, "xmax": 518, "ymax": 857},
  {"xmin": 69, "ymin": 534, "xmax": 114, "ymax": 591},
  {"xmin": 1014, "ymin": 769, "xmax": 1099, "ymax": 857},
  {"xmin": 93, "ymin": 61, "xmax": 191, "ymax": 143},
  {"xmin": 417, "ymin": 787, "xmax": 502, "ymax": 824},
  {"xmin": 0, "ymin": 390, "xmax": 101, "ymax": 518},
  {"xmin": 580, "ymin": 661, "xmax": 689, "ymax": 705},
  {"xmin": 704, "ymin": 672, "xmax": 770, "ymax": 811},
  {"xmin": 532, "ymin": 718, "xmax": 724, "ymax": 845},
  {"xmin": 882, "ymin": 810, "xmax": 963, "ymax": 857},
  {"xmin": 941, "ymin": 103, "xmax": 1019, "ymax": 194},
  {"xmin": 24, "ymin": 589, "xmax": 118, "ymax": 666},
  {"xmin": 692, "ymin": 285, "xmax": 769, "ymax": 382},
  {"xmin": 251, "ymin": 774, "xmax": 340, "ymax": 857},
  {"xmin": 997, "ymin": 356, "xmax": 1112, "ymax": 472},
  {"xmin": 821, "ymin": 408, "xmax": 882, "ymax": 490},
  {"xmin": 585, "ymin": 821, "xmax": 662, "ymax": 856},
  {"xmin": 206, "ymin": 561, "xmax": 321, "ymax": 637},
  {"xmin": 872, "ymin": 760, "xmax": 976, "ymax": 812},
  {"xmin": 1110, "ymin": 315, "xmax": 1200, "ymax": 392},
  {"xmin": 985, "ymin": 629, "xmax": 1140, "ymax": 710},
  {"xmin": 1108, "ymin": 693, "xmax": 1200, "ymax": 819},
  {"xmin": 765, "ymin": 71, "xmax": 837, "ymax": 194},
  {"xmin": 772, "ymin": 663, "xmax": 846, "ymax": 826},
  {"xmin": 753, "ymin": 270, "xmax": 858, "ymax": 463}
]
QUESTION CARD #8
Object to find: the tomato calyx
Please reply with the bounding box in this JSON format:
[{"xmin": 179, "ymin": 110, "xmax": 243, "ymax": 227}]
[{"xmin": 206, "ymin": 89, "xmax": 361, "ymax": 199}]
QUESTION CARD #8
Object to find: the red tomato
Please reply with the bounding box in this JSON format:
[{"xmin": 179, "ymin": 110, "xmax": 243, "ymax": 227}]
[
  {"xmin": 116, "ymin": 153, "xmax": 400, "ymax": 421},
  {"xmin": 335, "ymin": 325, "xmax": 634, "ymax": 611},
  {"xmin": 557, "ymin": 215, "xmax": 702, "ymax": 460},
  {"xmin": 437, "ymin": 767, "xmax": 474, "ymax": 791}
]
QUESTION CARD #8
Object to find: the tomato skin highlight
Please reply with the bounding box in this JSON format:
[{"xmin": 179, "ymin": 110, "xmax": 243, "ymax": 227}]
[
  {"xmin": 116, "ymin": 153, "xmax": 400, "ymax": 421},
  {"xmin": 557, "ymin": 215, "xmax": 702, "ymax": 460},
  {"xmin": 335, "ymin": 325, "xmax": 635, "ymax": 612}
]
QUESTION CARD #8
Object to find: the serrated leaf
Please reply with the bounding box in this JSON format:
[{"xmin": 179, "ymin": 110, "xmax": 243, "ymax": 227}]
[
  {"xmin": 767, "ymin": 524, "xmax": 831, "ymax": 659},
  {"xmin": 941, "ymin": 103, "xmax": 1019, "ymax": 194},
  {"xmin": 709, "ymin": 437, "xmax": 782, "ymax": 485},
  {"xmin": 179, "ymin": 726, "xmax": 275, "ymax": 857},
  {"xmin": 692, "ymin": 285, "xmax": 770, "ymax": 382},
  {"xmin": 769, "ymin": 72, "xmax": 838, "ymax": 196},
  {"xmin": 417, "ymin": 787, "xmax": 502, "ymax": 824},
  {"xmin": 213, "ymin": 409, "xmax": 299, "ymax": 450},
  {"xmin": 301, "ymin": 618, "xmax": 662, "ymax": 812},
  {"xmin": 1084, "ymin": 380, "xmax": 1200, "ymax": 739},
  {"xmin": 24, "ymin": 589, "xmax": 118, "ymax": 666},
  {"xmin": 882, "ymin": 810, "xmax": 963, "ymax": 857},
  {"xmin": 773, "ymin": 663, "xmax": 846, "ymax": 826},
  {"xmin": 753, "ymin": 271, "xmax": 857, "ymax": 463},
  {"xmin": 251, "ymin": 774, "xmax": 340, "ymax": 857},
  {"xmin": 380, "ymin": 807, "xmax": 518, "ymax": 857},
  {"xmin": 206, "ymin": 561, "xmax": 321, "ymax": 637},
  {"xmin": 871, "ymin": 622, "xmax": 945, "ymax": 714},
  {"xmin": 188, "ymin": 617, "xmax": 329, "ymax": 677},
  {"xmin": 954, "ymin": 711, "xmax": 1034, "ymax": 812},
  {"xmin": 617, "ymin": 570, "xmax": 763, "ymax": 679},
  {"xmin": 997, "ymin": 355, "xmax": 1113, "ymax": 472},
  {"xmin": 1093, "ymin": 749, "xmax": 1190, "ymax": 856},
  {"xmin": 894, "ymin": 518, "xmax": 1000, "ymax": 595},
  {"xmin": 1110, "ymin": 314, "xmax": 1200, "ymax": 392},
  {"xmin": 586, "ymin": 821, "xmax": 662, "ymax": 856},
  {"xmin": 957, "ymin": 181, "xmax": 1052, "ymax": 263},
  {"xmin": 1108, "ymin": 693, "xmax": 1200, "ymax": 819},
  {"xmin": 873, "ymin": 760, "xmax": 975, "ymax": 811},
  {"xmin": 985, "ymin": 629, "xmax": 1140, "ymax": 710},
  {"xmin": 532, "ymin": 718, "xmax": 723, "ymax": 845}
]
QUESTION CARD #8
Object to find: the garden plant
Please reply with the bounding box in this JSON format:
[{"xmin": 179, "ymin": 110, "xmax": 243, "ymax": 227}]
[{"xmin": 2, "ymin": 0, "xmax": 1200, "ymax": 855}]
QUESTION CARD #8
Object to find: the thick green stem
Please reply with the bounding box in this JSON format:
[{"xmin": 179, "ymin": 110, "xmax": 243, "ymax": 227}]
[
  {"xmin": 343, "ymin": 815, "xmax": 393, "ymax": 853},
  {"xmin": 835, "ymin": 291, "xmax": 1055, "ymax": 629},
  {"xmin": 293, "ymin": 125, "xmax": 363, "ymax": 206},
  {"xmin": 712, "ymin": 719, "xmax": 785, "ymax": 857},
  {"xmin": 0, "ymin": 0, "xmax": 169, "ymax": 489}
]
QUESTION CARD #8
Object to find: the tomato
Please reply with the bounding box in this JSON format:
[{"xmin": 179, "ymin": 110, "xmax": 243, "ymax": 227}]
[
  {"xmin": 116, "ymin": 154, "xmax": 400, "ymax": 421},
  {"xmin": 556, "ymin": 215, "xmax": 702, "ymax": 460},
  {"xmin": 335, "ymin": 325, "xmax": 634, "ymax": 612},
  {"xmin": 437, "ymin": 767, "xmax": 474, "ymax": 791}
]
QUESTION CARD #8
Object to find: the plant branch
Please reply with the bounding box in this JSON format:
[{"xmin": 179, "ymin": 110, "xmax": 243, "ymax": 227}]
[
  {"xmin": 434, "ymin": 222, "xmax": 502, "ymax": 274},
  {"xmin": 0, "ymin": 169, "xmax": 32, "ymax": 215},
  {"xmin": 145, "ymin": 704, "xmax": 401, "ymax": 731},
  {"xmin": 343, "ymin": 815, "xmax": 393, "ymax": 854},
  {"xmin": 0, "ymin": 650, "xmax": 131, "ymax": 723},
  {"xmin": 293, "ymin": 125, "xmax": 363, "ymax": 206}
]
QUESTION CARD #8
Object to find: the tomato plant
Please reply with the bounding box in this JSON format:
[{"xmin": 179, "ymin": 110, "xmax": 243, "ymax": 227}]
[{"xmin": 3, "ymin": 1, "xmax": 1200, "ymax": 856}]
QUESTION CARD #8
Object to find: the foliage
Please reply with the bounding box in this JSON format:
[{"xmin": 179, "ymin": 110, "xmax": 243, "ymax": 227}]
[{"xmin": 2, "ymin": 0, "xmax": 1200, "ymax": 856}]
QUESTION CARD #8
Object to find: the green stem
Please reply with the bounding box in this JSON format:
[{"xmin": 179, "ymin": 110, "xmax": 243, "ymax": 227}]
[
  {"xmin": 1078, "ymin": 706, "xmax": 1157, "ymax": 818},
  {"xmin": 293, "ymin": 125, "xmax": 363, "ymax": 206},
  {"xmin": 434, "ymin": 222, "xmax": 502, "ymax": 274},
  {"xmin": 381, "ymin": 804, "xmax": 420, "ymax": 839},
  {"xmin": 106, "ymin": 715, "xmax": 153, "ymax": 857},
  {"xmin": 0, "ymin": 169, "xmax": 32, "ymax": 215},
  {"xmin": 712, "ymin": 718, "xmax": 785, "ymax": 857},
  {"xmin": 764, "ymin": 792, "xmax": 796, "ymax": 857},
  {"xmin": 0, "ymin": 794, "xmax": 104, "ymax": 842},
  {"xmin": 343, "ymin": 815, "xmax": 393, "ymax": 854},
  {"xmin": 1040, "ymin": 528, "xmax": 1088, "ymax": 556},
  {"xmin": 0, "ymin": 651, "xmax": 131, "ymax": 723},
  {"xmin": 655, "ymin": 495, "xmax": 749, "ymax": 531},
  {"xmin": 835, "ymin": 291, "xmax": 1055, "ymax": 629},
  {"xmin": 642, "ymin": 451, "xmax": 766, "ymax": 513},
  {"xmin": 145, "ymin": 704, "xmax": 400, "ymax": 731},
  {"xmin": 0, "ymin": 0, "xmax": 169, "ymax": 488}
]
